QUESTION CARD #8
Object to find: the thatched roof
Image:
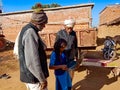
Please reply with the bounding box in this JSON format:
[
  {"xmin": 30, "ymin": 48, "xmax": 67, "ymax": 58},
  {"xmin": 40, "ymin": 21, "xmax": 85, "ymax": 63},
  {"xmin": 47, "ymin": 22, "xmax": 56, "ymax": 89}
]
[
  {"xmin": 100, "ymin": 17, "xmax": 120, "ymax": 26},
  {"xmin": 107, "ymin": 17, "xmax": 120, "ymax": 25}
]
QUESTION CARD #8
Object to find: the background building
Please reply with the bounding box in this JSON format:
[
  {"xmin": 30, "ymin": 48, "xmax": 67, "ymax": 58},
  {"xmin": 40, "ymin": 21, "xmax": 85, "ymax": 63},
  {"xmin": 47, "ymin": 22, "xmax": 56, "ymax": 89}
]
[
  {"xmin": 0, "ymin": 3, "xmax": 97, "ymax": 49},
  {"xmin": 98, "ymin": 4, "xmax": 120, "ymax": 38}
]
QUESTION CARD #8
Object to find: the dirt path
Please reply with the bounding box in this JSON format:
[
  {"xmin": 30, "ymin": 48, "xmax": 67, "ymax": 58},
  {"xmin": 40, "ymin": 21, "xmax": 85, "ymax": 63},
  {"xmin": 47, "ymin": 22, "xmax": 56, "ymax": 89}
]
[{"xmin": 0, "ymin": 50, "xmax": 120, "ymax": 90}]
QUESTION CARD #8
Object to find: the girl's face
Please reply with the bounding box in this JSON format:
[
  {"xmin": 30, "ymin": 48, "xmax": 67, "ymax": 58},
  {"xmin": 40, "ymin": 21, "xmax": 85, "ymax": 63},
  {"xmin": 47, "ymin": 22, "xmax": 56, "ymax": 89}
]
[{"xmin": 60, "ymin": 44, "xmax": 66, "ymax": 52}]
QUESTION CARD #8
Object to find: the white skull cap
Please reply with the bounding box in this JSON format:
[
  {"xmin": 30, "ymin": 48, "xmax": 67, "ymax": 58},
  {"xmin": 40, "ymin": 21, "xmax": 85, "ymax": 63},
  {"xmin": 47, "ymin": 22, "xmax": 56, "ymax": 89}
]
[{"xmin": 64, "ymin": 19, "xmax": 75, "ymax": 27}]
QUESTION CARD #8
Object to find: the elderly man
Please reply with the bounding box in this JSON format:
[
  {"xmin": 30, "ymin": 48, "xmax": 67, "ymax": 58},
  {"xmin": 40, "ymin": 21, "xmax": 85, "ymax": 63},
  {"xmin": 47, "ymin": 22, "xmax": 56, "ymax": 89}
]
[
  {"xmin": 55, "ymin": 18, "xmax": 78, "ymax": 80},
  {"xmin": 18, "ymin": 3, "xmax": 49, "ymax": 90}
]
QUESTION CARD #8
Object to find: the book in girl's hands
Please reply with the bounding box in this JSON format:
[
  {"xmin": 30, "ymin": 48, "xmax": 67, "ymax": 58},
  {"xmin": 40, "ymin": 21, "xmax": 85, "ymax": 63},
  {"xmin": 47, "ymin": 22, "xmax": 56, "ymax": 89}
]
[{"xmin": 67, "ymin": 61, "xmax": 77, "ymax": 70}]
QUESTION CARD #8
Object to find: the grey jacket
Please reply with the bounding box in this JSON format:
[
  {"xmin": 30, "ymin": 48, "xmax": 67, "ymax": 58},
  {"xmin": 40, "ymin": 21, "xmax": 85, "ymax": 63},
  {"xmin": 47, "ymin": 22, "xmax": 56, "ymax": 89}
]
[
  {"xmin": 18, "ymin": 23, "xmax": 49, "ymax": 83},
  {"xmin": 56, "ymin": 29, "xmax": 78, "ymax": 61}
]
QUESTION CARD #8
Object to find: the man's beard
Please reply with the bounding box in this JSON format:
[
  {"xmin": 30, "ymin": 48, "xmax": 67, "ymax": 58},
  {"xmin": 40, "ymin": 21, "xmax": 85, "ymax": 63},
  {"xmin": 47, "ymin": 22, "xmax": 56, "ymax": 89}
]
[{"xmin": 37, "ymin": 25, "xmax": 43, "ymax": 31}]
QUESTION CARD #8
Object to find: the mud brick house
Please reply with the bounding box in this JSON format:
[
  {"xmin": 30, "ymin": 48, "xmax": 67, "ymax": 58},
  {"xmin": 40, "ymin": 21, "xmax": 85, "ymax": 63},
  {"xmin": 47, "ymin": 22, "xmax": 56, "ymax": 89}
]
[
  {"xmin": 0, "ymin": 3, "xmax": 97, "ymax": 49},
  {"xmin": 98, "ymin": 4, "xmax": 120, "ymax": 38}
]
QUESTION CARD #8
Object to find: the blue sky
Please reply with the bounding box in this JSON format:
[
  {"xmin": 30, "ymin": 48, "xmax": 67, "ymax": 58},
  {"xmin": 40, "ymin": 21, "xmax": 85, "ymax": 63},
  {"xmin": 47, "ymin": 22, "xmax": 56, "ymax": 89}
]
[{"xmin": 0, "ymin": 0, "xmax": 120, "ymax": 27}]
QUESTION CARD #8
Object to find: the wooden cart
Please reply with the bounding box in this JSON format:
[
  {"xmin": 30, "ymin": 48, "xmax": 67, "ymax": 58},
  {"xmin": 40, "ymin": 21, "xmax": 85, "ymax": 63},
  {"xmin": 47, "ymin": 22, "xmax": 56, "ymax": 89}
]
[
  {"xmin": 81, "ymin": 58, "xmax": 120, "ymax": 77},
  {"xmin": 40, "ymin": 28, "xmax": 97, "ymax": 49}
]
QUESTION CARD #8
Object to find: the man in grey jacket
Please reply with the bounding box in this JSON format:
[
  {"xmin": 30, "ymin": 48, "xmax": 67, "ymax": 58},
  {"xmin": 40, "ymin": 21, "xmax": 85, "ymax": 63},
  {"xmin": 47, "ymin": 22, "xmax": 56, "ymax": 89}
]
[{"xmin": 18, "ymin": 3, "xmax": 49, "ymax": 90}]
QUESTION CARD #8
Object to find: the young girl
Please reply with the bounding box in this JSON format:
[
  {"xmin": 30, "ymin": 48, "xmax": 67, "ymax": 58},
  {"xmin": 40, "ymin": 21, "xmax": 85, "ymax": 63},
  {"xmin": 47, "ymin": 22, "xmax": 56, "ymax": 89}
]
[{"xmin": 49, "ymin": 39, "xmax": 72, "ymax": 90}]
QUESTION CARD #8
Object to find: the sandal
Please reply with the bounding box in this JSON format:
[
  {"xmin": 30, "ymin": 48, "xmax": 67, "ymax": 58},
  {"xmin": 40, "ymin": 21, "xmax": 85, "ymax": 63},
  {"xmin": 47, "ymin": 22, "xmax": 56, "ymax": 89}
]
[{"xmin": 0, "ymin": 73, "xmax": 11, "ymax": 79}]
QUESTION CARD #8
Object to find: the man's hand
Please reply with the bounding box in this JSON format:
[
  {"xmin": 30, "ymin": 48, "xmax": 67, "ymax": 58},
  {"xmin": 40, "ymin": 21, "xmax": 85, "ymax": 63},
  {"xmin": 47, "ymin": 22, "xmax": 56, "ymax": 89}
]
[{"xmin": 40, "ymin": 80, "xmax": 47, "ymax": 90}]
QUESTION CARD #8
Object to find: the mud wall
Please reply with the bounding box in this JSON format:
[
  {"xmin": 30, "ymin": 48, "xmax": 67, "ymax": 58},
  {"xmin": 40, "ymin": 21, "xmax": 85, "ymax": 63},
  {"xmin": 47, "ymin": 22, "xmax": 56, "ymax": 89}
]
[{"xmin": 0, "ymin": 3, "xmax": 94, "ymax": 42}]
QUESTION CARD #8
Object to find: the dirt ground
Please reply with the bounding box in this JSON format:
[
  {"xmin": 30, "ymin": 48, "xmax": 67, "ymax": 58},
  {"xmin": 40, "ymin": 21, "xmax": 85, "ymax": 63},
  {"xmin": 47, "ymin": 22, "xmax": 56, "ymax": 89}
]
[{"xmin": 0, "ymin": 49, "xmax": 120, "ymax": 90}]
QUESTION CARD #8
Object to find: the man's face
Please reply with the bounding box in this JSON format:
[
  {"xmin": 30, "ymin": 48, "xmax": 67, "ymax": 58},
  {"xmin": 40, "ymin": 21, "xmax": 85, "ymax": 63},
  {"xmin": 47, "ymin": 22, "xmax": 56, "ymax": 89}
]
[
  {"xmin": 65, "ymin": 26, "xmax": 73, "ymax": 33},
  {"xmin": 36, "ymin": 24, "xmax": 45, "ymax": 31}
]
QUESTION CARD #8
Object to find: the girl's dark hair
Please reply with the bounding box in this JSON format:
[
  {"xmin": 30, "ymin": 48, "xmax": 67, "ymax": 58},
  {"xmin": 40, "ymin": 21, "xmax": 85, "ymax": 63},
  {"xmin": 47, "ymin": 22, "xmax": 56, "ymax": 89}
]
[
  {"xmin": 54, "ymin": 39, "xmax": 67, "ymax": 51},
  {"xmin": 54, "ymin": 39, "xmax": 67, "ymax": 61}
]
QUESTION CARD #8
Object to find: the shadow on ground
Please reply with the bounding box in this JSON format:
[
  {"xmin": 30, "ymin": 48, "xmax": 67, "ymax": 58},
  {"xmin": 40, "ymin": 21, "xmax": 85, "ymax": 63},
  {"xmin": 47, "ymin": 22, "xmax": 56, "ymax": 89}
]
[{"xmin": 73, "ymin": 66, "xmax": 119, "ymax": 90}]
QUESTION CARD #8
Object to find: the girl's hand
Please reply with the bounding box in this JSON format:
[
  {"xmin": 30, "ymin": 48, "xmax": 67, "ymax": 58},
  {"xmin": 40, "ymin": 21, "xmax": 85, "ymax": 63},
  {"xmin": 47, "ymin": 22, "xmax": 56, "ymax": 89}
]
[{"xmin": 61, "ymin": 65, "xmax": 68, "ymax": 70}]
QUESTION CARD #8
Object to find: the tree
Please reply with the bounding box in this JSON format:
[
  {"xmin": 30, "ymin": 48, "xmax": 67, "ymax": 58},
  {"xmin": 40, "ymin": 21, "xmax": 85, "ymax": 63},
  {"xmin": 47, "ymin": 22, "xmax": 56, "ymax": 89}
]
[
  {"xmin": 42, "ymin": 4, "xmax": 50, "ymax": 8},
  {"xmin": 42, "ymin": 3, "xmax": 61, "ymax": 8},
  {"xmin": 31, "ymin": 3, "xmax": 61, "ymax": 13},
  {"xmin": 50, "ymin": 3, "xmax": 61, "ymax": 8}
]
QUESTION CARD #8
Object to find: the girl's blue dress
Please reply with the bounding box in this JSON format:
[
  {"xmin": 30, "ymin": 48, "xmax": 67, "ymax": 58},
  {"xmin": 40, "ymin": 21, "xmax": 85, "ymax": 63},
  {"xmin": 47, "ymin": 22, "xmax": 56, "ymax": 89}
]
[{"xmin": 49, "ymin": 51, "xmax": 72, "ymax": 90}]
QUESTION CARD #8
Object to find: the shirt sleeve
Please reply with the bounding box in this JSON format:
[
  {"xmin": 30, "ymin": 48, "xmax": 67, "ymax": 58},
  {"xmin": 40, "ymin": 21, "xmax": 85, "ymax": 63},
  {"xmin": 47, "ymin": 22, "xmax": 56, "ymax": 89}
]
[
  {"xmin": 55, "ymin": 31, "xmax": 61, "ymax": 42},
  {"xmin": 23, "ymin": 28, "xmax": 45, "ymax": 83},
  {"xmin": 49, "ymin": 52, "xmax": 56, "ymax": 66},
  {"xmin": 13, "ymin": 32, "xmax": 20, "ymax": 58}
]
